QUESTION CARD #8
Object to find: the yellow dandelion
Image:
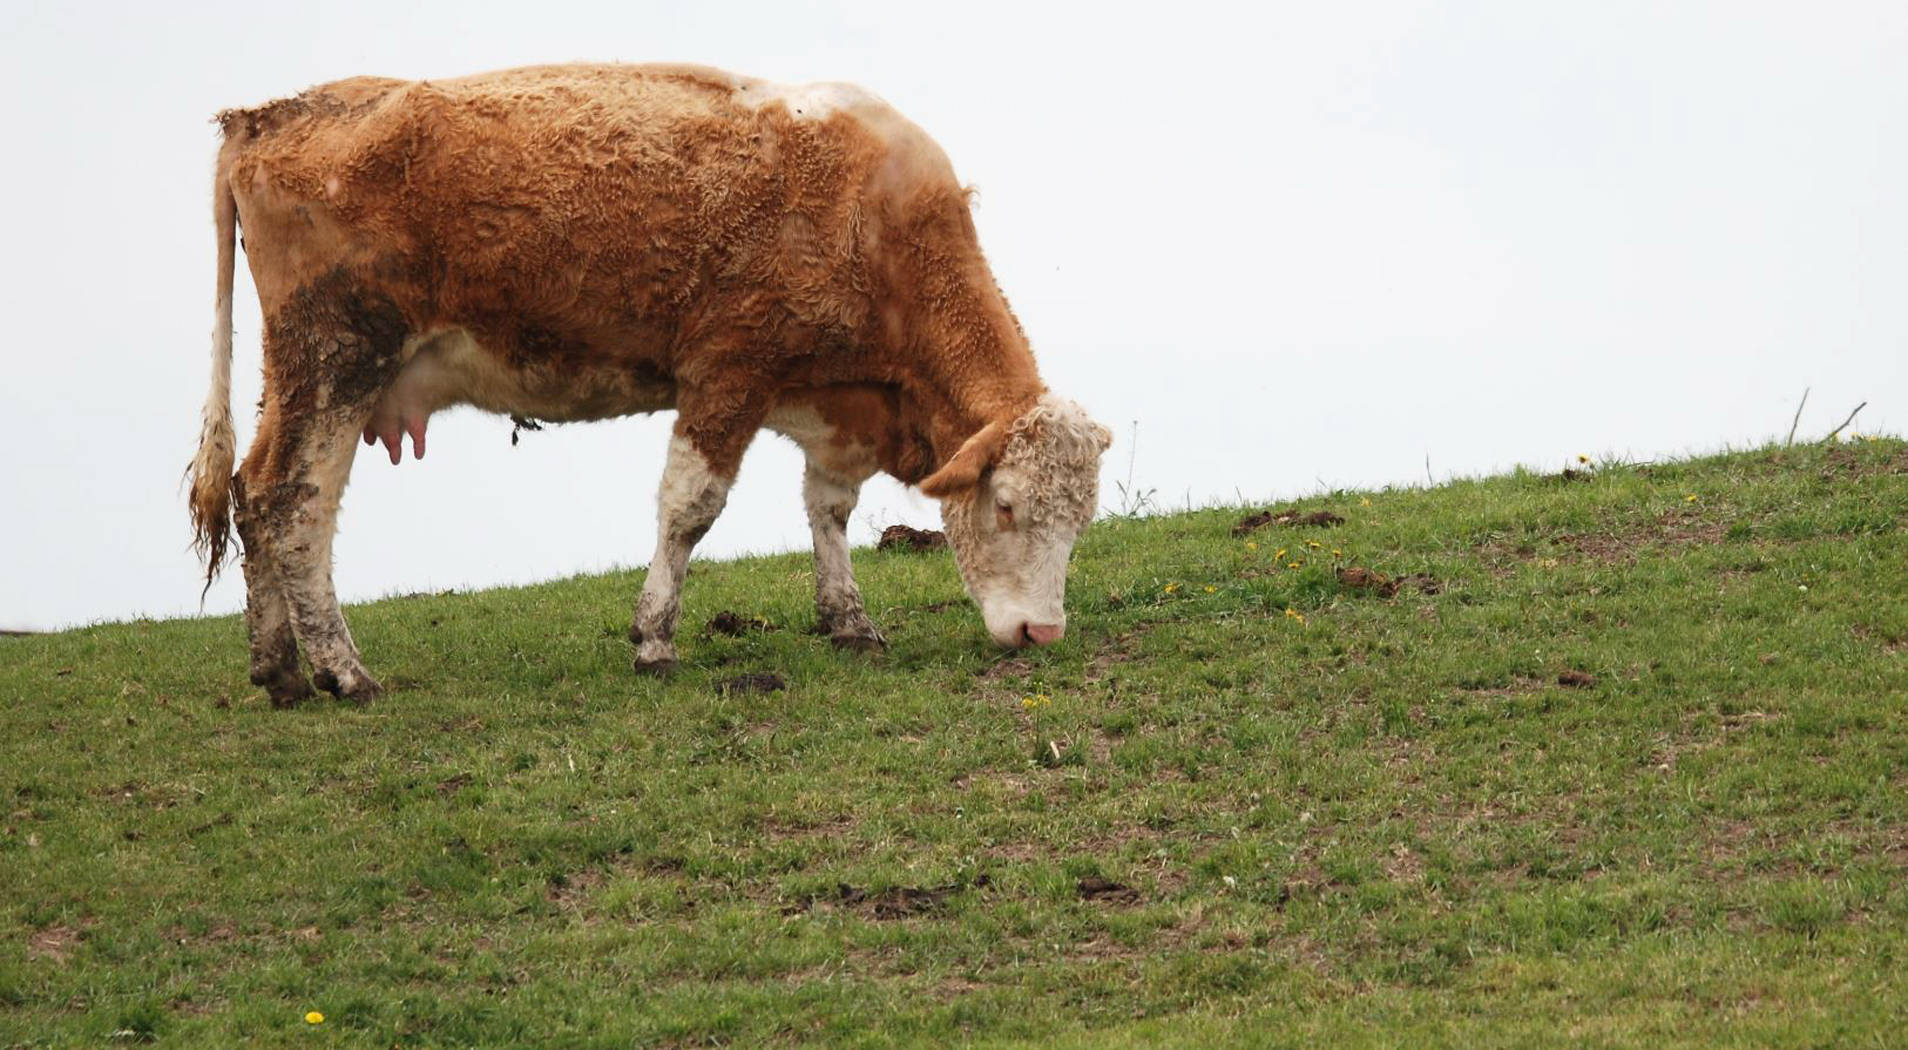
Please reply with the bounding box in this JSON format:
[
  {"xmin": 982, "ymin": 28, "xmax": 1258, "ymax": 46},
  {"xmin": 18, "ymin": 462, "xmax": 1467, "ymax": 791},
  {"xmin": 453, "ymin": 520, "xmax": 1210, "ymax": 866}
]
[
  {"xmin": 1287, "ymin": 561, "xmax": 1302, "ymax": 570},
  {"xmin": 1577, "ymin": 454, "xmax": 1590, "ymax": 465},
  {"xmin": 1360, "ymin": 497, "xmax": 1371, "ymax": 507},
  {"xmin": 1245, "ymin": 541, "xmax": 1258, "ymax": 551},
  {"xmin": 1275, "ymin": 548, "xmax": 1288, "ymax": 559},
  {"xmin": 1306, "ymin": 540, "xmax": 1321, "ymax": 550},
  {"xmin": 305, "ymin": 1011, "xmax": 325, "ymax": 1025},
  {"xmin": 1331, "ymin": 548, "xmax": 1342, "ymax": 558},
  {"xmin": 1685, "ymin": 494, "xmax": 1699, "ymax": 503},
  {"xmin": 1204, "ymin": 585, "xmax": 1217, "ymax": 593},
  {"xmin": 1164, "ymin": 582, "xmax": 1179, "ymax": 594}
]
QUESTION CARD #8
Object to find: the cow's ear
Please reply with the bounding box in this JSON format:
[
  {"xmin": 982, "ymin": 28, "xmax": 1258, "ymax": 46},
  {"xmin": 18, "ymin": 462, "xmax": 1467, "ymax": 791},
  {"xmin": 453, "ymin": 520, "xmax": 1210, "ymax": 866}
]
[{"xmin": 919, "ymin": 421, "xmax": 1009, "ymax": 498}]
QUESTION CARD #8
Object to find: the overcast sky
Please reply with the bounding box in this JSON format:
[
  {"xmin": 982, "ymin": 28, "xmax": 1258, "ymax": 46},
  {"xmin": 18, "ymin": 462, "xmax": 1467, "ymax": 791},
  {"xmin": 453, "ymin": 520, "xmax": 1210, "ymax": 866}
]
[{"xmin": 2, "ymin": 1, "xmax": 1902, "ymax": 632}]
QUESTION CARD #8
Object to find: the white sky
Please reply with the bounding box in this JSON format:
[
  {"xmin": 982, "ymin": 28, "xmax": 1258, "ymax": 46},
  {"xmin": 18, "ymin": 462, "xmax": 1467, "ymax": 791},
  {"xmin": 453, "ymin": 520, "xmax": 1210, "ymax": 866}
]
[{"xmin": 1, "ymin": 0, "xmax": 1902, "ymax": 631}]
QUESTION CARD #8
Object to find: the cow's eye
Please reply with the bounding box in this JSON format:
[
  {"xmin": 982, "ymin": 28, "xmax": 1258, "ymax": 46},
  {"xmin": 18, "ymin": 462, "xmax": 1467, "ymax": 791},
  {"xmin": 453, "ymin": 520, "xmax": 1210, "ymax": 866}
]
[{"xmin": 995, "ymin": 500, "xmax": 1016, "ymax": 530}]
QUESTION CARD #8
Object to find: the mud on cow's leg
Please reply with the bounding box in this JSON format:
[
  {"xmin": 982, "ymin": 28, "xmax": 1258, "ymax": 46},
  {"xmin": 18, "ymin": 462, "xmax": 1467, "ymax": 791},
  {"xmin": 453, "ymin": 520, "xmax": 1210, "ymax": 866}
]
[
  {"xmin": 803, "ymin": 461, "xmax": 885, "ymax": 652},
  {"xmin": 230, "ymin": 466, "xmax": 314, "ymax": 707},
  {"xmin": 242, "ymin": 271, "xmax": 408, "ymax": 703}
]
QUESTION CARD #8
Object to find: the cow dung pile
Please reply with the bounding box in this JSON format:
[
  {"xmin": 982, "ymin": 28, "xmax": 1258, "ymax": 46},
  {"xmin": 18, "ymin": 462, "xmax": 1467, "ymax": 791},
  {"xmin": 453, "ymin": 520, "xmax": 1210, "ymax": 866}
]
[{"xmin": 877, "ymin": 525, "xmax": 948, "ymax": 552}]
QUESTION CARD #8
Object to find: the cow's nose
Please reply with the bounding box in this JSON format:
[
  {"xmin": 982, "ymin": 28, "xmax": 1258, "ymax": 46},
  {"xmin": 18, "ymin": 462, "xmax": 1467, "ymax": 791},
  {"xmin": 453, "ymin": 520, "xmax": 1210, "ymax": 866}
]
[{"xmin": 1021, "ymin": 622, "xmax": 1065, "ymax": 647}]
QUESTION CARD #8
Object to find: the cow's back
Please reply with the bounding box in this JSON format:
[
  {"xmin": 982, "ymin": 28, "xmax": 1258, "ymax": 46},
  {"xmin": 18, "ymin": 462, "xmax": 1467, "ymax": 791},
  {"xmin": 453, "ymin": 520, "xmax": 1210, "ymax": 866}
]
[{"xmin": 220, "ymin": 64, "xmax": 933, "ymax": 356}]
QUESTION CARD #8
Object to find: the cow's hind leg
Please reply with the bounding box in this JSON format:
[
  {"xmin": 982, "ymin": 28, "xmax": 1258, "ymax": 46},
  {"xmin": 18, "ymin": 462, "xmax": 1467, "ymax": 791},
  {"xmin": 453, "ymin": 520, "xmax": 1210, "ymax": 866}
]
[
  {"xmin": 244, "ymin": 273, "xmax": 408, "ymax": 702},
  {"xmin": 803, "ymin": 461, "xmax": 885, "ymax": 652},
  {"xmin": 230, "ymin": 441, "xmax": 313, "ymax": 707}
]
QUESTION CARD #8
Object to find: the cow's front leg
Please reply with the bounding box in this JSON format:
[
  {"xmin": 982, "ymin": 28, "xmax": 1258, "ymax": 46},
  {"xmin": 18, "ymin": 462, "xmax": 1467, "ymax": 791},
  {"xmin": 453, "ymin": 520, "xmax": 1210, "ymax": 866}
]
[
  {"xmin": 630, "ymin": 431, "xmax": 737, "ymax": 673},
  {"xmin": 804, "ymin": 461, "xmax": 884, "ymax": 652}
]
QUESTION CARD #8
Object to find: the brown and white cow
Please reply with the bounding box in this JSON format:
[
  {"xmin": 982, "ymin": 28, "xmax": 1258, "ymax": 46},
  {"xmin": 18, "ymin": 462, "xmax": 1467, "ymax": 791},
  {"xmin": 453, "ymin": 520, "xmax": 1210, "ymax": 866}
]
[{"xmin": 187, "ymin": 63, "xmax": 1110, "ymax": 705}]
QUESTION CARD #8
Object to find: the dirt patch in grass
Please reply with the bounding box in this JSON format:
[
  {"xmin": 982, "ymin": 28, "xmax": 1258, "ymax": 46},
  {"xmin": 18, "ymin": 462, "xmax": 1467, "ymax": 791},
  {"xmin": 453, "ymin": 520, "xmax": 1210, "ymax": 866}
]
[
  {"xmin": 28, "ymin": 924, "xmax": 83, "ymax": 964},
  {"xmin": 1077, "ymin": 876, "xmax": 1142, "ymax": 905},
  {"xmin": 1234, "ymin": 508, "xmax": 1345, "ymax": 536},
  {"xmin": 546, "ymin": 869, "xmax": 609, "ymax": 907},
  {"xmin": 1086, "ymin": 622, "xmax": 1158, "ymax": 682},
  {"xmin": 1820, "ymin": 444, "xmax": 1908, "ymax": 479},
  {"xmin": 762, "ymin": 813, "xmax": 856, "ymax": 843},
  {"xmin": 1557, "ymin": 670, "xmax": 1598, "ymax": 689},
  {"xmin": 790, "ymin": 878, "xmax": 988, "ymax": 920},
  {"xmin": 977, "ymin": 657, "xmax": 1033, "ymax": 682},
  {"xmin": 707, "ymin": 611, "xmax": 776, "ymax": 636},
  {"xmin": 1852, "ymin": 623, "xmax": 1907, "ymax": 655},
  {"xmin": 1336, "ymin": 567, "xmax": 1443, "ymax": 598},
  {"xmin": 877, "ymin": 525, "xmax": 948, "ymax": 552},
  {"xmin": 1461, "ymin": 676, "xmax": 1548, "ymax": 698}
]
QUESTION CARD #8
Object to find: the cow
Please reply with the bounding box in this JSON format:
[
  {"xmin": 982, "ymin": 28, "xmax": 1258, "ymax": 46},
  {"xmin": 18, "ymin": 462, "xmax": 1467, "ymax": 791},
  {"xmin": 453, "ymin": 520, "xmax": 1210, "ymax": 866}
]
[{"xmin": 186, "ymin": 64, "xmax": 1111, "ymax": 706}]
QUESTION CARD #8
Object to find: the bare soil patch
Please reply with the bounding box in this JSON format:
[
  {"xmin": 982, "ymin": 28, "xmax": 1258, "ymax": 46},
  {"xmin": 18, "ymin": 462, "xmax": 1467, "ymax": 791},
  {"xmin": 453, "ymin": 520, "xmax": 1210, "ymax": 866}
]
[
  {"xmin": 717, "ymin": 673, "xmax": 786, "ymax": 695},
  {"xmin": 707, "ymin": 611, "xmax": 776, "ymax": 636},
  {"xmin": 28, "ymin": 924, "xmax": 82, "ymax": 964},
  {"xmin": 1234, "ymin": 508, "xmax": 1345, "ymax": 536},
  {"xmin": 1077, "ymin": 876, "xmax": 1142, "ymax": 905},
  {"xmin": 789, "ymin": 877, "xmax": 990, "ymax": 920},
  {"xmin": 1336, "ymin": 567, "xmax": 1443, "ymax": 598}
]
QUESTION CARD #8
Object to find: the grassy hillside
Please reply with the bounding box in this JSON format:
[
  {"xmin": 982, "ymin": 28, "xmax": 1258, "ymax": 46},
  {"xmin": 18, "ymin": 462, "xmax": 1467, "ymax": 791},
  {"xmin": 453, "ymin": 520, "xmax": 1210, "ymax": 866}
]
[{"xmin": 3, "ymin": 440, "xmax": 1905, "ymax": 1047}]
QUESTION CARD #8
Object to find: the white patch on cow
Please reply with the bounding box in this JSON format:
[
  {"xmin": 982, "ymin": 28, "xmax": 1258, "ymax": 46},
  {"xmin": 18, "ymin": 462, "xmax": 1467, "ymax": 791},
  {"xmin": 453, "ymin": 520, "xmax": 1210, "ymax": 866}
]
[
  {"xmin": 937, "ymin": 395, "xmax": 1111, "ymax": 648},
  {"xmin": 763, "ymin": 403, "xmax": 834, "ymax": 448},
  {"xmin": 364, "ymin": 327, "xmax": 678, "ymax": 463},
  {"xmin": 631, "ymin": 433, "xmax": 733, "ymax": 667},
  {"xmin": 734, "ymin": 79, "xmax": 881, "ymax": 121}
]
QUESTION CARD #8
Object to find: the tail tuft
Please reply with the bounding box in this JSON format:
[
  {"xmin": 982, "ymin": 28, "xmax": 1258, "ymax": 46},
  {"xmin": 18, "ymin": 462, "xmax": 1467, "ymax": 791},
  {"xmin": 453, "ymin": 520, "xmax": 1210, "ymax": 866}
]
[{"xmin": 189, "ymin": 152, "xmax": 240, "ymax": 598}]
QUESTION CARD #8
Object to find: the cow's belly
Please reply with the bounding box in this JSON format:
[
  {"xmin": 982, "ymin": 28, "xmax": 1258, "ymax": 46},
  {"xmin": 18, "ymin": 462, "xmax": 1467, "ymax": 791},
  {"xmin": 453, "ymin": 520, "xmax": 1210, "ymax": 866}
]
[{"xmin": 361, "ymin": 328, "xmax": 676, "ymax": 463}]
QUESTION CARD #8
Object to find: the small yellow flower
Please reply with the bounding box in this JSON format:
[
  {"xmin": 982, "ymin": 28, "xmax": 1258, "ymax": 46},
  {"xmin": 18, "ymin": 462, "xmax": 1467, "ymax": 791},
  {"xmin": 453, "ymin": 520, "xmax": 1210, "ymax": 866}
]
[
  {"xmin": 1283, "ymin": 607, "xmax": 1307, "ymax": 625},
  {"xmin": 1306, "ymin": 540, "xmax": 1321, "ymax": 550},
  {"xmin": 1245, "ymin": 541, "xmax": 1258, "ymax": 551},
  {"xmin": 1275, "ymin": 548, "xmax": 1288, "ymax": 559},
  {"xmin": 1164, "ymin": 582, "xmax": 1179, "ymax": 594},
  {"xmin": 1360, "ymin": 497, "xmax": 1371, "ymax": 507},
  {"xmin": 1685, "ymin": 494, "xmax": 1699, "ymax": 503},
  {"xmin": 1577, "ymin": 454, "xmax": 1590, "ymax": 465},
  {"xmin": 1203, "ymin": 585, "xmax": 1216, "ymax": 594},
  {"xmin": 1287, "ymin": 561, "xmax": 1302, "ymax": 570},
  {"xmin": 305, "ymin": 1011, "xmax": 325, "ymax": 1025},
  {"xmin": 1020, "ymin": 693, "xmax": 1051, "ymax": 709},
  {"xmin": 1331, "ymin": 548, "xmax": 1342, "ymax": 558}
]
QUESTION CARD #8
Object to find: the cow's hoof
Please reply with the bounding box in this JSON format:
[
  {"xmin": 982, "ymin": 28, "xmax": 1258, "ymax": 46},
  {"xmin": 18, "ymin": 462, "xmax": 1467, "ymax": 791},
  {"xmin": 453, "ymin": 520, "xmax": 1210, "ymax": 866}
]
[
  {"xmin": 830, "ymin": 631, "xmax": 887, "ymax": 654},
  {"xmin": 314, "ymin": 667, "xmax": 384, "ymax": 705},
  {"xmin": 633, "ymin": 656, "xmax": 679, "ymax": 676},
  {"xmin": 256, "ymin": 671, "xmax": 315, "ymax": 709}
]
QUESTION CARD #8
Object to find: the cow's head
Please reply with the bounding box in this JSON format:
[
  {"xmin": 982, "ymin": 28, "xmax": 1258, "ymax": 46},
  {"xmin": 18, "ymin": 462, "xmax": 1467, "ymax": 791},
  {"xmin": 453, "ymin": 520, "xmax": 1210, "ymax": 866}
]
[{"xmin": 920, "ymin": 395, "xmax": 1111, "ymax": 648}]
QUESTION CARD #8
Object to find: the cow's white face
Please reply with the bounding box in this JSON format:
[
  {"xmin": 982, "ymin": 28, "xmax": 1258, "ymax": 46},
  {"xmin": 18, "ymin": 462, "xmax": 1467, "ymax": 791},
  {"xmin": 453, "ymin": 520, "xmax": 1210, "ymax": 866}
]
[{"xmin": 920, "ymin": 395, "xmax": 1111, "ymax": 648}]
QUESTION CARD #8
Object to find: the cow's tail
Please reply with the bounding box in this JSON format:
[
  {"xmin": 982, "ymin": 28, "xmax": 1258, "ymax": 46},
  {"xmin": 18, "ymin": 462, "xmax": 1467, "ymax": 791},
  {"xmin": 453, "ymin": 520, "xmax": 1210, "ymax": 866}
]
[{"xmin": 188, "ymin": 152, "xmax": 239, "ymax": 594}]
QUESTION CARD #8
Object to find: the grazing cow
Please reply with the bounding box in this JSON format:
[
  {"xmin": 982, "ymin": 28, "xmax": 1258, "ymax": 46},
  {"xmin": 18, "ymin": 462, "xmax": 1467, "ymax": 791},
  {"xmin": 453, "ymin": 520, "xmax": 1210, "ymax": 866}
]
[{"xmin": 187, "ymin": 64, "xmax": 1111, "ymax": 705}]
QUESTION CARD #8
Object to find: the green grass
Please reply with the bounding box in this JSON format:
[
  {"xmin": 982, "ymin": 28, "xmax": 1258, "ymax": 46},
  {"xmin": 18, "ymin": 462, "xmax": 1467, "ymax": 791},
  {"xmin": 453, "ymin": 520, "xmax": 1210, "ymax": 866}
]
[{"xmin": 3, "ymin": 439, "xmax": 1905, "ymax": 1047}]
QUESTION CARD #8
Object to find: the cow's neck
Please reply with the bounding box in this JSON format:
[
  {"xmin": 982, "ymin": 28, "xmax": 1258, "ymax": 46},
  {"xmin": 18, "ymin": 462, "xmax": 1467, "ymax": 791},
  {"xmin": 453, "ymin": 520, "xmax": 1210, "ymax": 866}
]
[{"xmin": 902, "ymin": 285, "xmax": 1046, "ymax": 463}]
